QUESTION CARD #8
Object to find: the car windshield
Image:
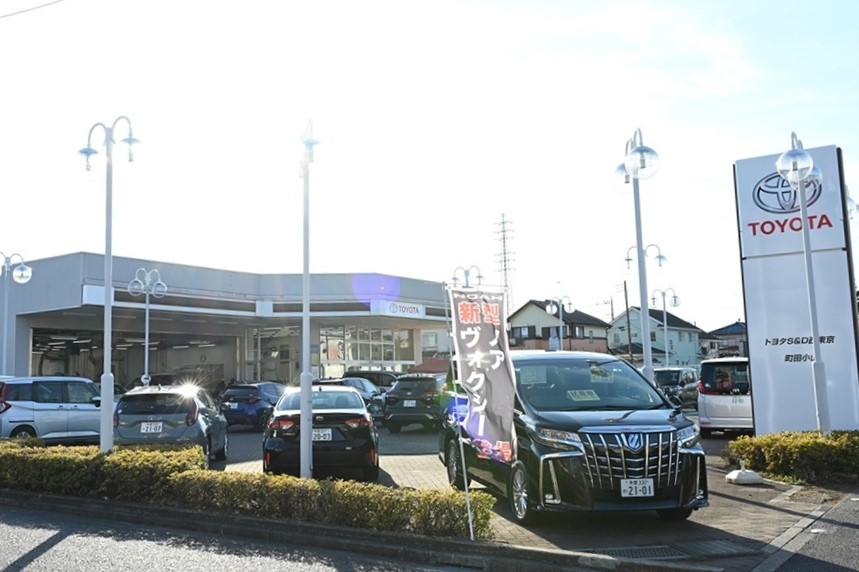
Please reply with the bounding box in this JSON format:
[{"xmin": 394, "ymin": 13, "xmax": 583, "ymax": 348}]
[
  {"xmin": 515, "ymin": 358, "xmax": 665, "ymax": 411},
  {"xmin": 117, "ymin": 393, "xmax": 195, "ymax": 415},
  {"xmin": 221, "ymin": 387, "xmax": 258, "ymax": 398},
  {"xmin": 277, "ymin": 390, "xmax": 363, "ymax": 411},
  {"xmin": 392, "ymin": 379, "xmax": 438, "ymax": 392},
  {"xmin": 654, "ymin": 370, "xmax": 681, "ymax": 387},
  {"xmin": 700, "ymin": 362, "xmax": 750, "ymax": 395}
]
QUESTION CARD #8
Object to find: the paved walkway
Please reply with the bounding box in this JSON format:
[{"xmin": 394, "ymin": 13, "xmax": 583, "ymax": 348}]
[{"xmin": 372, "ymin": 448, "xmax": 845, "ymax": 571}]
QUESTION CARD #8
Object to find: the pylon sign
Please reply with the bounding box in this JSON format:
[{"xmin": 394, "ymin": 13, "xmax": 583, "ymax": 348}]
[{"xmin": 734, "ymin": 145, "xmax": 859, "ymax": 434}]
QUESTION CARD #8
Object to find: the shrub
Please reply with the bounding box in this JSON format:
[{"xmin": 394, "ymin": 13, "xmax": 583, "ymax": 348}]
[
  {"xmin": 0, "ymin": 439, "xmax": 495, "ymax": 540},
  {"xmin": 723, "ymin": 430, "xmax": 859, "ymax": 484}
]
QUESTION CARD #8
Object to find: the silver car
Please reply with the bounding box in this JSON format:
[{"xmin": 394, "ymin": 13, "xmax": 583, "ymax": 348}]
[
  {"xmin": 0, "ymin": 376, "xmax": 101, "ymax": 443},
  {"xmin": 113, "ymin": 384, "xmax": 228, "ymax": 466}
]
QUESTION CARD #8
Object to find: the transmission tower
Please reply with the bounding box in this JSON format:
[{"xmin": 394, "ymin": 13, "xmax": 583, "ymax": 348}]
[{"xmin": 495, "ymin": 213, "xmax": 516, "ymax": 314}]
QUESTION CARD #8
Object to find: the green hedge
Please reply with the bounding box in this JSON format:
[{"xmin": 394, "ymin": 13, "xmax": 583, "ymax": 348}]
[
  {"xmin": 723, "ymin": 430, "xmax": 859, "ymax": 484},
  {"xmin": 0, "ymin": 439, "xmax": 495, "ymax": 540}
]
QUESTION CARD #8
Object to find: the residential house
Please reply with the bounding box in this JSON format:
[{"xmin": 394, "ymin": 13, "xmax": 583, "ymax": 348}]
[
  {"xmin": 707, "ymin": 320, "xmax": 748, "ymax": 357},
  {"xmin": 608, "ymin": 306, "xmax": 705, "ymax": 367},
  {"xmin": 508, "ymin": 300, "xmax": 610, "ymax": 353}
]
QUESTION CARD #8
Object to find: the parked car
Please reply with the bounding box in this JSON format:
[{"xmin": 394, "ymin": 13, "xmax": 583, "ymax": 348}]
[
  {"xmin": 653, "ymin": 367, "xmax": 699, "ymax": 409},
  {"xmin": 263, "ymin": 384, "xmax": 379, "ymax": 481},
  {"xmin": 218, "ymin": 381, "xmax": 286, "ymax": 430},
  {"xmin": 439, "ymin": 350, "xmax": 708, "ymax": 524},
  {"xmin": 0, "ymin": 376, "xmax": 102, "ymax": 444},
  {"xmin": 383, "ymin": 373, "xmax": 446, "ymax": 433},
  {"xmin": 696, "ymin": 357, "xmax": 752, "ymax": 438},
  {"xmin": 113, "ymin": 384, "xmax": 228, "ymax": 467},
  {"xmin": 314, "ymin": 377, "xmax": 385, "ymax": 423},
  {"xmin": 343, "ymin": 370, "xmax": 401, "ymax": 391}
]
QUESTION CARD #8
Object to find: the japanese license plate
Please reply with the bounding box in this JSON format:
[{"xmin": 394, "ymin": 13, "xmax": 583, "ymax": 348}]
[
  {"xmin": 312, "ymin": 428, "xmax": 332, "ymax": 441},
  {"xmin": 620, "ymin": 478, "xmax": 654, "ymax": 497},
  {"xmin": 404, "ymin": 400, "xmax": 416, "ymax": 407},
  {"xmin": 140, "ymin": 422, "xmax": 162, "ymax": 433},
  {"xmin": 228, "ymin": 402, "xmax": 238, "ymax": 409}
]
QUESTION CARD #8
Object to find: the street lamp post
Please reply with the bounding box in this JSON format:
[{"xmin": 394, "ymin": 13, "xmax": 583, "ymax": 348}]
[
  {"xmin": 776, "ymin": 132, "xmax": 830, "ymax": 434},
  {"xmin": 546, "ymin": 295, "xmax": 573, "ymax": 351},
  {"xmin": 451, "ymin": 266, "xmax": 483, "ymax": 288},
  {"xmin": 79, "ymin": 116, "xmax": 139, "ymax": 454},
  {"xmin": 1, "ymin": 253, "xmax": 33, "ymax": 375},
  {"xmin": 616, "ymin": 128, "xmax": 660, "ymax": 382},
  {"xmin": 651, "ymin": 288, "xmax": 679, "ymax": 366},
  {"xmin": 300, "ymin": 121, "xmax": 319, "ymax": 478},
  {"xmin": 128, "ymin": 268, "xmax": 167, "ymax": 386}
]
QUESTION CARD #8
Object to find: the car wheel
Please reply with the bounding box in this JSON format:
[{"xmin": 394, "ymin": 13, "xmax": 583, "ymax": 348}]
[
  {"xmin": 9, "ymin": 426, "xmax": 36, "ymax": 439},
  {"xmin": 214, "ymin": 431, "xmax": 228, "ymax": 461},
  {"xmin": 508, "ymin": 462, "xmax": 539, "ymax": 525},
  {"xmin": 387, "ymin": 422, "xmax": 401, "ymax": 434},
  {"xmin": 700, "ymin": 428, "xmax": 713, "ymax": 438},
  {"xmin": 657, "ymin": 508, "xmax": 693, "ymax": 521},
  {"xmin": 446, "ymin": 439, "xmax": 469, "ymax": 491},
  {"xmin": 255, "ymin": 412, "xmax": 270, "ymax": 432}
]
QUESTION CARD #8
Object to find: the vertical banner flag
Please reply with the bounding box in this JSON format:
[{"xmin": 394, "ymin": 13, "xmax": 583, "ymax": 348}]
[{"xmin": 448, "ymin": 287, "xmax": 517, "ymax": 462}]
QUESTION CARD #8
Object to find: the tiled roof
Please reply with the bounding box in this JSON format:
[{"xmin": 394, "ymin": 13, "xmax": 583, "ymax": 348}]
[{"xmin": 511, "ymin": 300, "xmax": 611, "ymax": 328}]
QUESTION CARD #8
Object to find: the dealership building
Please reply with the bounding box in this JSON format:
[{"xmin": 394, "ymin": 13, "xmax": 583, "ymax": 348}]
[{"xmin": 6, "ymin": 252, "xmax": 451, "ymax": 389}]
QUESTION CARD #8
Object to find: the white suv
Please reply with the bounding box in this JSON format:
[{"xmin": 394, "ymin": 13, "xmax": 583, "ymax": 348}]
[{"xmin": 696, "ymin": 357, "xmax": 752, "ymax": 437}]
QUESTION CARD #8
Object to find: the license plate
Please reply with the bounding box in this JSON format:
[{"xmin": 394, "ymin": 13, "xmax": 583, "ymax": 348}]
[
  {"xmin": 312, "ymin": 428, "xmax": 332, "ymax": 441},
  {"xmin": 404, "ymin": 400, "xmax": 416, "ymax": 407},
  {"xmin": 140, "ymin": 422, "xmax": 163, "ymax": 433},
  {"xmin": 228, "ymin": 402, "xmax": 238, "ymax": 409},
  {"xmin": 620, "ymin": 478, "xmax": 654, "ymax": 497}
]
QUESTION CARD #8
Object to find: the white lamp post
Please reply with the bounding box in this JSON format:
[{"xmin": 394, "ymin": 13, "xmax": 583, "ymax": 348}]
[
  {"xmin": 615, "ymin": 128, "xmax": 660, "ymax": 382},
  {"xmin": 79, "ymin": 116, "xmax": 139, "ymax": 454},
  {"xmin": 300, "ymin": 121, "xmax": 319, "ymax": 478},
  {"xmin": 451, "ymin": 266, "xmax": 483, "ymax": 288},
  {"xmin": 128, "ymin": 268, "xmax": 167, "ymax": 386},
  {"xmin": 1, "ymin": 253, "xmax": 32, "ymax": 375},
  {"xmin": 651, "ymin": 288, "xmax": 679, "ymax": 366},
  {"xmin": 776, "ymin": 132, "xmax": 830, "ymax": 435},
  {"xmin": 625, "ymin": 244, "xmax": 666, "ymax": 270},
  {"xmin": 546, "ymin": 296, "xmax": 573, "ymax": 351}
]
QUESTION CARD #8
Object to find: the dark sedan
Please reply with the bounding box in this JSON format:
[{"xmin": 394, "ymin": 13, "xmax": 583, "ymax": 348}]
[{"xmin": 263, "ymin": 385, "xmax": 379, "ymax": 481}]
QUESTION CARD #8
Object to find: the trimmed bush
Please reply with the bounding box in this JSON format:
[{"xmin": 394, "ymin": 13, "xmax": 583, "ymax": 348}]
[
  {"xmin": 0, "ymin": 439, "xmax": 495, "ymax": 540},
  {"xmin": 723, "ymin": 430, "xmax": 859, "ymax": 484}
]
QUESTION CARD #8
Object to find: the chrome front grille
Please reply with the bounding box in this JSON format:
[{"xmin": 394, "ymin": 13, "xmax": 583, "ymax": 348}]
[{"xmin": 580, "ymin": 430, "xmax": 681, "ymax": 490}]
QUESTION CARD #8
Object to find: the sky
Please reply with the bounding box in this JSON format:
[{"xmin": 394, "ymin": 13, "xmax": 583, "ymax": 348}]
[{"xmin": 2, "ymin": 0, "xmax": 859, "ymax": 333}]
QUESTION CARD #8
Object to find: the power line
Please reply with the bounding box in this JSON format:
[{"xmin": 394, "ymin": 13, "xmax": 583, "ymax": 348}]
[{"xmin": 0, "ymin": 0, "xmax": 66, "ymax": 20}]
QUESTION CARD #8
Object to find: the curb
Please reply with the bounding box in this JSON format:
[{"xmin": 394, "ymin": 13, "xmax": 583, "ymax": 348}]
[{"xmin": 0, "ymin": 489, "xmax": 721, "ymax": 572}]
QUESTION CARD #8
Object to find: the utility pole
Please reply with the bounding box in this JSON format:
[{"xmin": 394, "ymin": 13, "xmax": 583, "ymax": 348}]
[{"xmin": 495, "ymin": 214, "xmax": 516, "ymax": 315}]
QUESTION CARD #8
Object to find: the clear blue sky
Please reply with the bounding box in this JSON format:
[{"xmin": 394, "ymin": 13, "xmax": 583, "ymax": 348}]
[{"xmin": 2, "ymin": 0, "xmax": 858, "ymax": 332}]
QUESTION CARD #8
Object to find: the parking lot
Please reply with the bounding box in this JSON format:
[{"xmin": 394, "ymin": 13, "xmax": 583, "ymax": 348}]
[{"xmin": 214, "ymin": 417, "xmax": 841, "ymax": 572}]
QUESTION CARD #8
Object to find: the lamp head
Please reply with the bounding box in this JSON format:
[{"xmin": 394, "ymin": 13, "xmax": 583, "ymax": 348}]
[
  {"xmin": 625, "ymin": 145, "xmax": 660, "ymax": 180},
  {"xmin": 776, "ymin": 137, "xmax": 813, "ymax": 188},
  {"xmin": 12, "ymin": 263, "xmax": 32, "ymax": 284}
]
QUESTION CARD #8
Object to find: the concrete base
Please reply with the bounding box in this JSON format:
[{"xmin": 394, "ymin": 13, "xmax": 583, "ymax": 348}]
[{"xmin": 726, "ymin": 469, "xmax": 764, "ymax": 485}]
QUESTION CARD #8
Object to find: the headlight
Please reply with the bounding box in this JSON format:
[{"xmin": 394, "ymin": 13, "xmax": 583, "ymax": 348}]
[
  {"xmin": 533, "ymin": 427, "xmax": 583, "ymax": 450},
  {"xmin": 676, "ymin": 424, "xmax": 700, "ymax": 447}
]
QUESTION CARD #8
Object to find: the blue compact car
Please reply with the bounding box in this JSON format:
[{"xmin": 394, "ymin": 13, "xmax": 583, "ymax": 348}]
[{"xmin": 219, "ymin": 381, "xmax": 286, "ymax": 431}]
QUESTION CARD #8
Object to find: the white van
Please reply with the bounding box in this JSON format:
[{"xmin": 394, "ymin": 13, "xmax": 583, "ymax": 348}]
[
  {"xmin": 696, "ymin": 357, "xmax": 753, "ymax": 437},
  {"xmin": 0, "ymin": 376, "xmax": 102, "ymax": 443}
]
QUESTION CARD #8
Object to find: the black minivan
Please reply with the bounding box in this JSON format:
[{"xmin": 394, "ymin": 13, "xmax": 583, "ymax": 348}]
[{"xmin": 439, "ymin": 350, "xmax": 709, "ymax": 524}]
